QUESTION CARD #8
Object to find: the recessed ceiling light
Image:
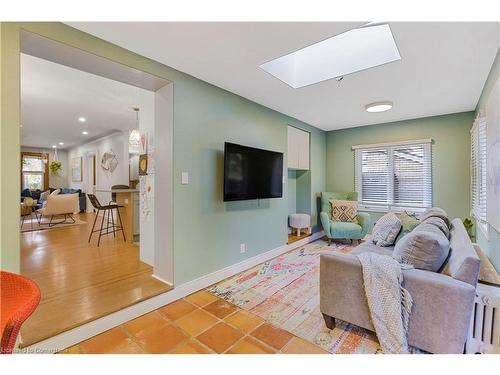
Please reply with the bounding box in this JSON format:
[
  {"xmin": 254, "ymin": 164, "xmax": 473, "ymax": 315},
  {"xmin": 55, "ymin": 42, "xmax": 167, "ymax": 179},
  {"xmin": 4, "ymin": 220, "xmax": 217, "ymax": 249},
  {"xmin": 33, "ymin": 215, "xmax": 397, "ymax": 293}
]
[
  {"xmin": 82, "ymin": 131, "xmax": 88, "ymax": 135},
  {"xmin": 365, "ymin": 101, "xmax": 393, "ymax": 113},
  {"xmin": 78, "ymin": 117, "xmax": 87, "ymax": 123},
  {"xmin": 52, "ymin": 145, "xmax": 57, "ymax": 148},
  {"xmin": 260, "ymin": 24, "xmax": 401, "ymax": 88},
  {"xmin": 58, "ymin": 142, "xmax": 64, "ymax": 145}
]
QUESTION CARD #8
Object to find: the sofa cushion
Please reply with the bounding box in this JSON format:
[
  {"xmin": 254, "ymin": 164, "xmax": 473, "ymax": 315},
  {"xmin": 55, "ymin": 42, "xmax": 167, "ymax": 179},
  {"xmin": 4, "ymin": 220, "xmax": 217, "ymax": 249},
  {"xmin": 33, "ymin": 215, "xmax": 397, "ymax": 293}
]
[
  {"xmin": 419, "ymin": 207, "xmax": 450, "ymax": 227},
  {"xmin": 330, "ymin": 199, "xmax": 358, "ymax": 224},
  {"xmin": 371, "ymin": 212, "xmax": 402, "ymax": 247},
  {"xmin": 350, "ymin": 242, "xmax": 394, "ymax": 256},
  {"xmin": 441, "ymin": 218, "xmax": 480, "ymax": 286},
  {"xmin": 393, "ymin": 221, "xmax": 450, "ymax": 271},
  {"xmin": 395, "ymin": 212, "xmax": 420, "ymax": 243},
  {"xmin": 421, "ymin": 216, "xmax": 450, "ymax": 239}
]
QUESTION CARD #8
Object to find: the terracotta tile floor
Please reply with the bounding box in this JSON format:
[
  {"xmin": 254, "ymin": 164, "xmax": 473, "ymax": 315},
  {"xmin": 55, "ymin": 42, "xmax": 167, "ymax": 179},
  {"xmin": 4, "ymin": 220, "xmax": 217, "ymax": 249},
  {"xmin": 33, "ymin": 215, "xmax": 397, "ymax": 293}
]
[{"xmin": 60, "ymin": 289, "xmax": 329, "ymax": 354}]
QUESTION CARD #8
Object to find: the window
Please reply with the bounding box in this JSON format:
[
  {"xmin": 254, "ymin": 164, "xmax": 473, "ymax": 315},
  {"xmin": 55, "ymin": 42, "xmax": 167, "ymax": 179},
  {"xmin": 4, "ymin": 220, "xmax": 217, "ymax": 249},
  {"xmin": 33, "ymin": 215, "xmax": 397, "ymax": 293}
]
[
  {"xmin": 354, "ymin": 140, "xmax": 432, "ymax": 212},
  {"xmin": 471, "ymin": 116, "xmax": 488, "ymax": 235},
  {"xmin": 21, "ymin": 153, "xmax": 48, "ymax": 190}
]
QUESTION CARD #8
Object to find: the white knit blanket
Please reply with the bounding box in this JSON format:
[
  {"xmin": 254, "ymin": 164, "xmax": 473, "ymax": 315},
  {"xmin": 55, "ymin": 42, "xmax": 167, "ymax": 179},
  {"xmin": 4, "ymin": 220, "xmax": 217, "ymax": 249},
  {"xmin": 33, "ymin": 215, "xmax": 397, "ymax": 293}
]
[{"xmin": 356, "ymin": 252, "xmax": 413, "ymax": 354}]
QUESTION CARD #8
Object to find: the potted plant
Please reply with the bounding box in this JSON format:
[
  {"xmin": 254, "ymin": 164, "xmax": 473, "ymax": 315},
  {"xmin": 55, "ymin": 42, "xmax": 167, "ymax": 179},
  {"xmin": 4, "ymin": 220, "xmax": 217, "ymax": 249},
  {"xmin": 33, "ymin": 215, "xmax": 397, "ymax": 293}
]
[
  {"xmin": 463, "ymin": 217, "xmax": 475, "ymax": 242},
  {"xmin": 49, "ymin": 160, "xmax": 62, "ymax": 175}
]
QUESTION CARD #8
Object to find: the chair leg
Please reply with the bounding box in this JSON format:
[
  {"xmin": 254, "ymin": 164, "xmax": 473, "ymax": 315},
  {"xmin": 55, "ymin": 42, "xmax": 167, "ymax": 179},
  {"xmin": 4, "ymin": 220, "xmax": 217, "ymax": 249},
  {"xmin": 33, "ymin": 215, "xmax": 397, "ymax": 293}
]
[
  {"xmin": 322, "ymin": 314, "xmax": 335, "ymax": 329},
  {"xmin": 30, "ymin": 212, "xmax": 34, "ymax": 230},
  {"xmin": 327, "ymin": 238, "xmax": 331, "ymax": 246},
  {"xmin": 111, "ymin": 207, "xmax": 116, "ymax": 238},
  {"xmin": 98, "ymin": 210, "xmax": 106, "ymax": 247},
  {"xmin": 116, "ymin": 207, "xmax": 126, "ymax": 242},
  {"xmin": 88, "ymin": 211, "xmax": 99, "ymax": 243}
]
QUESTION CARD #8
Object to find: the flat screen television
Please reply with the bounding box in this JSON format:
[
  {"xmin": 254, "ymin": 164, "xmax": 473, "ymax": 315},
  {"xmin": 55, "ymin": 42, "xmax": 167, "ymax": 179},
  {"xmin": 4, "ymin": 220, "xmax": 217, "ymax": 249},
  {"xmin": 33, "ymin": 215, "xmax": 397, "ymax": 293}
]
[{"xmin": 224, "ymin": 142, "xmax": 283, "ymax": 201}]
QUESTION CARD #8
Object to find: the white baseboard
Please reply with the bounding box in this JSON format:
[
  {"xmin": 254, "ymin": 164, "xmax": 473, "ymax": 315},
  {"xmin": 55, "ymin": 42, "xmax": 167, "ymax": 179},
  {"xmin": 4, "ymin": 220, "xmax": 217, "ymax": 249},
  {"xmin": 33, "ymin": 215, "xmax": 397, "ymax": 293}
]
[{"xmin": 23, "ymin": 231, "xmax": 324, "ymax": 353}]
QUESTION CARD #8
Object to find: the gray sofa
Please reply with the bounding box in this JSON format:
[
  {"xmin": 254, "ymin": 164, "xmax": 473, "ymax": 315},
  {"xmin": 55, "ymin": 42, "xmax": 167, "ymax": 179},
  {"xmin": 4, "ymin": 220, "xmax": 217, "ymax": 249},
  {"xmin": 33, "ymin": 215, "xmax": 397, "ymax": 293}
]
[{"xmin": 320, "ymin": 218, "xmax": 480, "ymax": 354}]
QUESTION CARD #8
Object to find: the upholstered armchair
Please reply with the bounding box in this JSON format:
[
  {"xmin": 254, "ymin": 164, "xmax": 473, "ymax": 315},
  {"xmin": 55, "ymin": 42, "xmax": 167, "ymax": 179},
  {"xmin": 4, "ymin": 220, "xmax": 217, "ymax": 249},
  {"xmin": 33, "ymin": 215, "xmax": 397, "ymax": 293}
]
[
  {"xmin": 36, "ymin": 193, "xmax": 79, "ymax": 226},
  {"xmin": 320, "ymin": 192, "xmax": 370, "ymax": 244}
]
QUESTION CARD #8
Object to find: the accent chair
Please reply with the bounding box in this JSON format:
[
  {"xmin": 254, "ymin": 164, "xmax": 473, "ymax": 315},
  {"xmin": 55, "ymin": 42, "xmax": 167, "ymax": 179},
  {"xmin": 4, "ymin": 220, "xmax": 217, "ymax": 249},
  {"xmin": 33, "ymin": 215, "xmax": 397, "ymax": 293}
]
[{"xmin": 320, "ymin": 191, "xmax": 370, "ymax": 244}]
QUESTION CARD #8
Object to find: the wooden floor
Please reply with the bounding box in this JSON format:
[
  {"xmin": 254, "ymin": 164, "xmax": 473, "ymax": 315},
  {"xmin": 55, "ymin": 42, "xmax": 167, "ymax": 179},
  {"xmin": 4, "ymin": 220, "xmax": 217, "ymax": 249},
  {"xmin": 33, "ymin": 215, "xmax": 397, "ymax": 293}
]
[
  {"xmin": 287, "ymin": 232, "xmax": 311, "ymax": 245},
  {"xmin": 20, "ymin": 212, "xmax": 172, "ymax": 347}
]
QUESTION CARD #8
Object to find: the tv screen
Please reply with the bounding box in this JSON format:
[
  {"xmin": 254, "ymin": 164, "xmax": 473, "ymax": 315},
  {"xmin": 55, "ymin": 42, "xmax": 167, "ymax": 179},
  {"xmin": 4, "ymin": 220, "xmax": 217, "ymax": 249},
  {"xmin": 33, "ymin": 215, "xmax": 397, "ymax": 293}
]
[{"xmin": 224, "ymin": 142, "xmax": 283, "ymax": 201}]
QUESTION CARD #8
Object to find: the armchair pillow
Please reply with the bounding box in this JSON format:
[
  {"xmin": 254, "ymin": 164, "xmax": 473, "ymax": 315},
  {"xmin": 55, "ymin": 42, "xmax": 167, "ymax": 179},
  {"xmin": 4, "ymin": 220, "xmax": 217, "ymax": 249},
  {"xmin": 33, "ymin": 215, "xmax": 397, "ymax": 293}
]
[
  {"xmin": 330, "ymin": 199, "xmax": 358, "ymax": 224},
  {"xmin": 372, "ymin": 212, "xmax": 402, "ymax": 247}
]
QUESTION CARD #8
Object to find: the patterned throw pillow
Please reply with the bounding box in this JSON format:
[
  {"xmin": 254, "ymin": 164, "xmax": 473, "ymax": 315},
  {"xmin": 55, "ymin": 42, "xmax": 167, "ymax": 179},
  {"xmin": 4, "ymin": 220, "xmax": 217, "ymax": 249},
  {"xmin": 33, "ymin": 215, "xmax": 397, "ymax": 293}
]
[
  {"xmin": 372, "ymin": 212, "xmax": 402, "ymax": 247},
  {"xmin": 330, "ymin": 199, "xmax": 358, "ymax": 224}
]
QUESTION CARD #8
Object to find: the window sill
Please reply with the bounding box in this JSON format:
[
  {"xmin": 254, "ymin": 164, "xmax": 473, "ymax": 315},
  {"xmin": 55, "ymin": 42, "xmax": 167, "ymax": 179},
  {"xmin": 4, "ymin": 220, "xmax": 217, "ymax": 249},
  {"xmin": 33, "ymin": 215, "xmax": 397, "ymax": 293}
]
[
  {"xmin": 358, "ymin": 205, "xmax": 428, "ymax": 215},
  {"xmin": 476, "ymin": 220, "xmax": 489, "ymax": 241}
]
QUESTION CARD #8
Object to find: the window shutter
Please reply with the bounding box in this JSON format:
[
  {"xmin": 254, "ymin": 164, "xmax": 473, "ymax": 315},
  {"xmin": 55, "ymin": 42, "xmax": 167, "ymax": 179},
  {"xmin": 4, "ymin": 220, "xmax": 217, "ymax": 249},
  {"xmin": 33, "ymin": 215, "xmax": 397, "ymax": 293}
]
[
  {"xmin": 354, "ymin": 140, "xmax": 432, "ymax": 211},
  {"xmin": 471, "ymin": 117, "xmax": 487, "ymax": 223},
  {"xmin": 393, "ymin": 143, "xmax": 432, "ymax": 208},
  {"xmin": 356, "ymin": 148, "xmax": 389, "ymax": 207}
]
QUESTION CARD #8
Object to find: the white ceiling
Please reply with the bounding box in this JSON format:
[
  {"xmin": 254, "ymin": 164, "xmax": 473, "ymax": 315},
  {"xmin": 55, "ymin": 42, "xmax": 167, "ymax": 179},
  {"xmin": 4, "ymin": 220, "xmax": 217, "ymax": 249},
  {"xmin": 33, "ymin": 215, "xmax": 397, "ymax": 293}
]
[
  {"xmin": 67, "ymin": 22, "xmax": 499, "ymax": 131},
  {"xmin": 21, "ymin": 53, "xmax": 143, "ymax": 149}
]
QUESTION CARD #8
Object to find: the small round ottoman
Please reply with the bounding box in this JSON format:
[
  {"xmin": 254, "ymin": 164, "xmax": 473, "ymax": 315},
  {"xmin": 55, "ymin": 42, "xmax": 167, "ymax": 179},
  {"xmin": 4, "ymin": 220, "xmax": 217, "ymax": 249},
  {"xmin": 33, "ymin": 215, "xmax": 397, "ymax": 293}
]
[{"xmin": 289, "ymin": 213, "xmax": 311, "ymax": 236}]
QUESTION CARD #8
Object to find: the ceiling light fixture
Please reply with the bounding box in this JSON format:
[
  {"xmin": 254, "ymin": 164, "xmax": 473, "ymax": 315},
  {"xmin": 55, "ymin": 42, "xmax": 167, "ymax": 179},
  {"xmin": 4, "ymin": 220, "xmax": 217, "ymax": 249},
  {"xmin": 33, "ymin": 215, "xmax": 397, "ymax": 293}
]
[
  {"xmin": 58, "ymin": 142, "xmax": 64, "ymax": 145},
  {"xmin": 365, "ymin": 101, "xmax": 393, "ymax": 113},
  {"xmin": 52, "ymin": 145, "xmax": 57, "ymax": 148},
  {"xmin": 260, "ymin": 23, "xmax": 401, "ymax": 88},
  {"xmin": 78, "ymin": 117, "xmax": 87, "ymax": 123},
  {"xmin": 82, "ymin": 131, "xmax": 88, "ymax": 135}
]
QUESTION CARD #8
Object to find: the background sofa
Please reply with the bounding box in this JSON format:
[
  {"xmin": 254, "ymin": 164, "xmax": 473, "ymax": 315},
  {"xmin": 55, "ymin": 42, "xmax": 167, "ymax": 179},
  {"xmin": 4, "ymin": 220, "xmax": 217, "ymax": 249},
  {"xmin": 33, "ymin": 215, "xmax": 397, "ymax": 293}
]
[
  {"xmin": 320, "ymin": 217, "xmax": 480, "ymax": 354},
  {"xmin": 21, "ymin": 187, "xmax": 86, "ymax": 212}
]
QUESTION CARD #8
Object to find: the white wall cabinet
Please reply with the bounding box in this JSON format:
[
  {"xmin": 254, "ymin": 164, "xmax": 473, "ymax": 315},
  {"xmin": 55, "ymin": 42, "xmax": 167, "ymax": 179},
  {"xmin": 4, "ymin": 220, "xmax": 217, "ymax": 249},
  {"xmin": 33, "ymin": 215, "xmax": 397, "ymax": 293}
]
[{"xmin": 287, "ymin": 125, "xmax": 310, "ymax": 170}]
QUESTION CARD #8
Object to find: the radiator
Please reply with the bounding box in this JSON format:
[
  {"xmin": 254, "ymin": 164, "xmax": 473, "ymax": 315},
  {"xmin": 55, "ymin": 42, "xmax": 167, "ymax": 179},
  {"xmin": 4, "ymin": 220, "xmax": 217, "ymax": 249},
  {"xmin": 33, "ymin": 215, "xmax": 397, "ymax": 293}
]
[{"xmin": 466, "ymin": 282, "xmax": 500, "ymax": 354}]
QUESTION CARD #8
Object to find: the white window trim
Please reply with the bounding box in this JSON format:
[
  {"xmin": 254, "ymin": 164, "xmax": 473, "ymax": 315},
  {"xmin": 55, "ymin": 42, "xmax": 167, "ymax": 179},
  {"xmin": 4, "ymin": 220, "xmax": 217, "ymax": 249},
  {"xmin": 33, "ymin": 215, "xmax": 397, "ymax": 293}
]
[
  {"xmin": 354, "ymin": 139, "xmax": 433, "ymax": 213},
  {"xmin": 470, "ymin": 116, "xmax": 488, "ymax": 239}
]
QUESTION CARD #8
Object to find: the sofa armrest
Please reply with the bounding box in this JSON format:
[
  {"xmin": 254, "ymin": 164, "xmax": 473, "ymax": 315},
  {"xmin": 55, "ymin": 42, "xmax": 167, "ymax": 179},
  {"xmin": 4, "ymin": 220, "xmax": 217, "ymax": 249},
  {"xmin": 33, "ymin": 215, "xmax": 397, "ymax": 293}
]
[
  {"xmin": 402, "ymin": 268, "xmax": 476, "ymax": 353},
  {"xmin": 356, "ymin": 212, "xmax": 371, "ymax": 237},
  {"xmin": 320, "ymin": 211, "xmax": 331, "ymax": 238},
  {"xmin": 320, "ymin": 252, "xmax": 476, "ymax": 353}
]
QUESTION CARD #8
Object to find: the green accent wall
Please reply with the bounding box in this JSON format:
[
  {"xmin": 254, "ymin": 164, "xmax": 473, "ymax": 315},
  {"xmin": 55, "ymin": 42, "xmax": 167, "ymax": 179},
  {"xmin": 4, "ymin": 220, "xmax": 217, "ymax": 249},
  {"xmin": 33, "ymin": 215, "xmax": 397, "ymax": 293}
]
[
  {"xmin": 325, "ymin": 112, "xmax": 475, "ymax": 225},
  {"xmin": 0, "ymin": 23, "xmax": 326, "ymax": 284},
  {"xmin": 476, "ymin": 48, "xmax": 500, "ymax": 271}
]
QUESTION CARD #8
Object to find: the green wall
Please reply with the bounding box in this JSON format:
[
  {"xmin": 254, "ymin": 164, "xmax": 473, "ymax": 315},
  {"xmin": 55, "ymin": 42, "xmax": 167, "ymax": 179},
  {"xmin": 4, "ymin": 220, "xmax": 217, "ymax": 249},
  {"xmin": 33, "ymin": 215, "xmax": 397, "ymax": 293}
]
[
  {"xmin": 326, "ymin": 112, "xmax": 474, "ymax": 225},
  {"xmin": 0, "ymin": 23, "xmax": 326, "ymax": 284},
  {"xmin": 475, "ymin": 48, "xmax": 500, "ymax": 271}
]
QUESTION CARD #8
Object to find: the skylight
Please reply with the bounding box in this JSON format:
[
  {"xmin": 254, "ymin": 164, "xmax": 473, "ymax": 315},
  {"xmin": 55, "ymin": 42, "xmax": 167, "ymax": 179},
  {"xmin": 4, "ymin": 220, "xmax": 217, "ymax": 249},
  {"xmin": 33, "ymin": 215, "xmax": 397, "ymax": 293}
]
[{"xmin": 260, "ymin": 24, "xmax": 401, "ymax": 88}]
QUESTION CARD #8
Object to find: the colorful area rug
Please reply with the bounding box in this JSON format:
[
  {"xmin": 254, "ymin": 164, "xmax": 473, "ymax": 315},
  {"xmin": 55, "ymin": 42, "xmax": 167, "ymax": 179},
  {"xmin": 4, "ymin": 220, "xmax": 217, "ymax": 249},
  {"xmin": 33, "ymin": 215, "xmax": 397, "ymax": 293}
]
[{"xmin": 208, "ymin": 240, "xmax": 382, "ymax": 354}]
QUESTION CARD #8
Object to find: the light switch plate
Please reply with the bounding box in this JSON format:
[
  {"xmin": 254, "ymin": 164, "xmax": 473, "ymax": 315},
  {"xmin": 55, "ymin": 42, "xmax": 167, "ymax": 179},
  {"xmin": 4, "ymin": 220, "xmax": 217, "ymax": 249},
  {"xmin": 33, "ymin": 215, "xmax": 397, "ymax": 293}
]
[{"xmin": 181, "ymin": 172, "xmax": 189, "ymax": 185}]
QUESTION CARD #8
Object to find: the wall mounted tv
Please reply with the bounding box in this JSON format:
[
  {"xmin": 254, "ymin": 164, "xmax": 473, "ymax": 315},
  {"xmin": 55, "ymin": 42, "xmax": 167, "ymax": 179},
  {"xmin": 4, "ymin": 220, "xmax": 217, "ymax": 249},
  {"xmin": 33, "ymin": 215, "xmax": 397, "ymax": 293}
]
[{"xmin": 223, "ymin": 142, "xmax": 283, "ymax": 201}]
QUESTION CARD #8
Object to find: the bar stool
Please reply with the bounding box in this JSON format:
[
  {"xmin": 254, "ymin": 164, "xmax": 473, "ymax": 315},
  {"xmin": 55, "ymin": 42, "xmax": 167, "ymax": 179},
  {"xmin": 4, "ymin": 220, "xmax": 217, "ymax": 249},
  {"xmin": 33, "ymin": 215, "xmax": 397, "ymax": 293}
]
[{"xmin": 87, "ymin": 194, "xmax": 126, "ymax": 246}]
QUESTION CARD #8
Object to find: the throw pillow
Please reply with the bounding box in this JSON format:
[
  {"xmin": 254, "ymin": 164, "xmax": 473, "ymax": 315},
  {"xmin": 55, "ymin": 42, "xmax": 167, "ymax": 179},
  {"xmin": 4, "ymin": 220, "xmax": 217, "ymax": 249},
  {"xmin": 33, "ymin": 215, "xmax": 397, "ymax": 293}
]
[
  {"xmin": 393, "ymin": 222, "xmax": 450, "ymax": 271},
  {"xmin": 419, "ymin": 207, "xmax": 450, "ymax": 227},
  {"xmin": 395, "ymin": 212, "xmax": 420, "ymax": 243},
  {"xmin": 421, "ymin": 216, "xmax": 450, "ymax": 239},
  {"xmin": 371, "ymin": 212, "xmax": 402, "ymax": 247},
  {"xmin": 50, "ymin": 188, "xmax": 61, "ymax": 196},
  {"xmin": 39, "ymin": 190, "xmax": 50, "ymax": 202},
  {"xmin": 330, "ymin": 199, "xmax": 358, "ymax": 224}
]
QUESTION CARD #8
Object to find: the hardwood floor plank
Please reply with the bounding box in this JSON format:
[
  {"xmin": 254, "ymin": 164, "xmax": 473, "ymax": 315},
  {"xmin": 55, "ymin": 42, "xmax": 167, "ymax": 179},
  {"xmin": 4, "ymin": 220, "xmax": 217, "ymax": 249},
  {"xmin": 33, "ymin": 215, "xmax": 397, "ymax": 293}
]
[{"xmin": 20, "ymin": 213, "xmax": 172, "ymax": 347}]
